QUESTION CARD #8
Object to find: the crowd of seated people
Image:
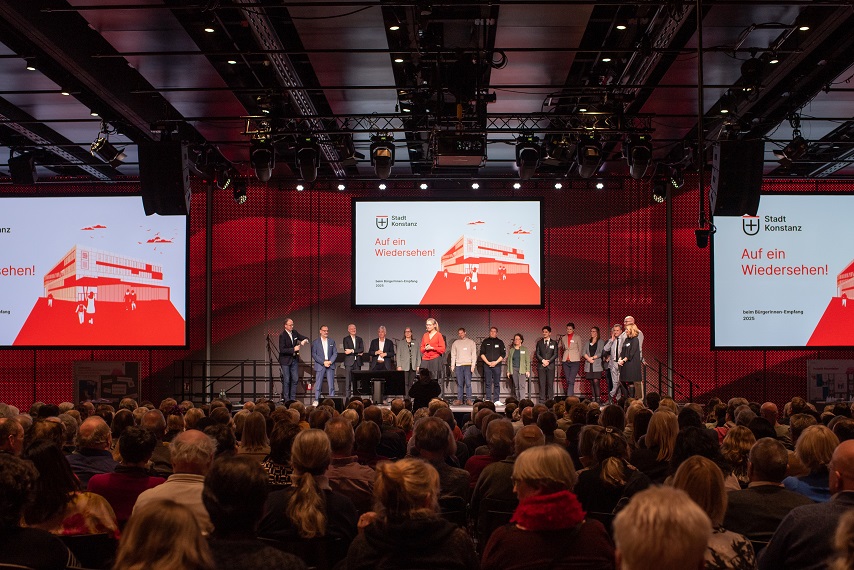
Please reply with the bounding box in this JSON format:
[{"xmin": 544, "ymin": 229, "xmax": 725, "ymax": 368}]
[{"xmin": 5, "ymin": 390, "xmax": 854, "ymax": 569}]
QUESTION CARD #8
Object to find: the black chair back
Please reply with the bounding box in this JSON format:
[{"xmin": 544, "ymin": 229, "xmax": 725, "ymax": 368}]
[
  {"xmin": 258, "ymin": 535, "xmax": 346, "ymax": 570},
  {"xmin": 59, "ymin": 533, "xmax": 117, "ymax": 570}
]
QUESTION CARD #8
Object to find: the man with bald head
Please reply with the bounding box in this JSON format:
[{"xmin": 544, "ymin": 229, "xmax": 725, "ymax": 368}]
[
  {"xmin": 141, "ymin": 408, "xmax": 172, "ymax": 477},
  {"xmin": 759, "ymin": 439, "xmax": 854, "ymax": 570},
  {"xmin": 66, "ymin": 416, "xmax": 117, "ymax": 489},
  {"xmin": 133, "ymin": 429, "xmax": 217, "ymax": 534},
  {"xmin": 761, "ymin": 401, "xmax": 792, "ymax": 447}
]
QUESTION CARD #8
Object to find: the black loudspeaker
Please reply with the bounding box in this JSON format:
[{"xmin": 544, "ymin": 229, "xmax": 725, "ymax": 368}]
[
  {"xmin": 8, "ymin": 152, "xmax": 37, "ymax": 185},
  {"xmin": 139, "ymin": 141, "xmax": 190, "ymax": 216},
  {"xmin": 328, "ymin": 397, "xmax": 345, "ymax": 412},
  {"xmin": 710, "ymin": 140, "xmax": 764, "ymax": 217}
]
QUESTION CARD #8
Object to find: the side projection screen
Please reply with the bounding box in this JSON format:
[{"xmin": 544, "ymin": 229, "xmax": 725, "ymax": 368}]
[
  {"xmin": 353, "ymin": 199, "xmax": 543, "ymax": 307},
  {"xmin": 712, "ymin": 194, "xmax": 854, "ymax": 349},
  {"xmin": 0, "ymin": 196, "xmax": 188, "ymax": 347}
]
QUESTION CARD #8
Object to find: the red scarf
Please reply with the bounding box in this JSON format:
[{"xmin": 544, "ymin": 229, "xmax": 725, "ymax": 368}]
[{"xmin": 510, "ymin": 490, "xmax": 586, "ymax": 531}]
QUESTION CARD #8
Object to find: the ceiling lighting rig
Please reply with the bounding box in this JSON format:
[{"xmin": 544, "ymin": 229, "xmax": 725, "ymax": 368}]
[{"xmin": 90, "ymin": 122, "xmax": 127, "ymax": 168}]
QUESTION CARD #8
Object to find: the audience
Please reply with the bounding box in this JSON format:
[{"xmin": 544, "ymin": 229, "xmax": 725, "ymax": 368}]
[
  {"xmin": 482, "ymin": 444, "xmax": 615, "ymax": 569},
  {"xmin": 237, "ymin": 411, "xmax": 270, "ymax": 461},
  {"xmin": 573, "ymin": 427, "xmax": 650, "ymax": 514},
  {"xmin": 325, "ymin": 416, "xmax": 376, "ymax": 514},
  {"xmin": 782, "ymin": 424, "xmax": 839, "ymax": 503},
  {"xmin": 720, "ymin": 425, "xmax": 757, "ymax": 489},
  {"xmin": 344, "ymin": 458, "xmax": 478, "ymax": 570},
  {"xmin": 411, "ymin": 416, "xmax": 470, "ymax": 501},
  {"xmin": 65, "ymin": 416, "xmax": 118, "ymax": 489},
  {"xmin": 0, "ymin": 417, "xmax": 24, "ymax": 456},
  {"xmin": 629, "ymin": 409, "xmax": 678, "ymax": 483}
]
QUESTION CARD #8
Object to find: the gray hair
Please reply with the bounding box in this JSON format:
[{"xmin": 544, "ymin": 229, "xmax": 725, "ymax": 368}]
[{"xmin": 170, "ymin": 432, "xmax": 217, "ymax": 466}]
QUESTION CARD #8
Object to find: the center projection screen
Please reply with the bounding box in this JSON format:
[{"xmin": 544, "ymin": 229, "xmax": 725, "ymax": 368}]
[
  {"xmin": 712, "ymin": 193, "xmax": 854, "ymax": 349},
  {"xmin": 353, "ymin": 199, "xmax": 543, "ymax": 307},
  {"xmin": 0, "ymin": 195, "xmax": 187, "ymax": 347}
]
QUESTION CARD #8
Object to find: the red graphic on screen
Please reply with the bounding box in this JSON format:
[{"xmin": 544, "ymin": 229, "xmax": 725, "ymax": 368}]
[
  {"xmin": 467, "ymin": 220, "xmax": 485, "ymax": 225},
  {"xmin": 13, "ymin": 244, "xmax": 184, "ymax": 346},
  {"xmin": 420, "ymin": 234, "xmax": 539, "ymax": 305},
  {"xmin": 513, "ymin": 228, "xmax": 531, "ymax": 235},
  {"xmin": 807, "ymin": 258, "xmax": 854, "ymax": 346}
]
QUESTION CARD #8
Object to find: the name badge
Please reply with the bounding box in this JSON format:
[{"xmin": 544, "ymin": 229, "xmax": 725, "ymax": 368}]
[
  {"xmin": 625, "ymin": 342, "xmax": 631, "ymax": 347},
  {"xmin": 520, "ymin": 350, "xmax": 526, "ymax": 354}
]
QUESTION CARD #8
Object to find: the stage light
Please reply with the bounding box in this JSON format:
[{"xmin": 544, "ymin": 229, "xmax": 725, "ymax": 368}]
[
  {"xmin": 233, "ymin": 179, "xmax": 247, "ymax": 204},
  {"xmin": 250, "ymin": 138, "xmax": 275, "ymax": 182},
  {"xmin": 799, "ymin": 25, "xmax": 809, "ymax": 31},
  {"xmin": 378, "ymin": 183, "xmax": 387, "ymax": 190},
  {"xmin": 296, "ymin": 184, "xmax": 305, "ymax": 191},
  {"xmin": 420, "ymin": 183, "xmax": 428, "ymax": 190},
  {"xmin": 624, "ymin": 134, "xmax": 652, "ymax": 179},
  {"xmin": 337, "ymin": 184, "xmax": 346, "ymax": 191},
  {"xmin": 769, "ymin": 54, "xmax": 779, "ymax": 64},
  {"xmin": 8, "ymin": 151, "xmax": 37, "ymax": 185},
  {"xmin": 669, "ymin": 168, "xmax": 684, "ymax": 190},
  {"xmin": 471, "ymin": 182, "xmax": 479, "ymax": 190},
  {"xmin": 616, "ymin": 24, "xmax": 627, "ymax": 30},
  {"xmin": 25, "ymin": 59, "xmax": 36, "ymax": 71},
  {"xmin": 370, "ymin": 134, "xmax": 395, "ymax": 179},
  {"xmin": 515, "ymin": 134, "xmax": 540, "ymax": 181},
  {"xmin": 773, "ymin": 135, "xmax": 808, "ymax": 165},
  {"xmin": 296, "ymin": 137, "xmax": 320, "ymax": 182},
  {"xmin": 695, "ymin": 228, "xmax": 710, "ymax": 248},
  {"xmin": 215, "ymin": 167, "xmax": 234, "ymax": 190},
  {"xmin": 389, "ymin": 25, "xmax": 400, "ymax": 31},
  {"xmin": 595, "ymin": 182, "xmax": 604, "ymax": 190},
  {"xmin": 513, "ymin": 182, "xmax": 521, "ymax": 189},
  {"xmin": 554, "ymin": 182, "xmax": 562, "ymax": 189},
  {"xmin": 576, "ymin": 134, "xmax": 602, "ymax": 179},
  {"xmin": 652, "ymin": 176, "xmax": 667, "ymax": 203},
  {"xmin": 204, "ymin": 26, "xmax": 215, "ymax": 33},
  {"xmin": 90, "ymin": 110, "xmax": 99, "ymax": 117},
  {"xmin": 394, "ymin": 57, "xmax": 404, "ymax": 63},
  {"xmin": 90, "ymin": 136, "xmax": 127, "ymax": 168},
  {"xmin": 601, "ymin": 57, "xmax": 611, "ymax": 63}
]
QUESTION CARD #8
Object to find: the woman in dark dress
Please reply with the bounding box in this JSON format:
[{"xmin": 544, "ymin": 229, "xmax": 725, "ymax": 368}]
[
  {"xmin": 583, "ymin": 327, "xmax": 605, "ymax": 402},
  {"xmin": 617, "ymin": 323, "xmax": 642, "ymax": 391}
]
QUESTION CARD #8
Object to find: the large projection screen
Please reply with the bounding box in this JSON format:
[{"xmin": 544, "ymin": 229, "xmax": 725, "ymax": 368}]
[
  {"xmin": 712, "ymin": 194, "xmax": 854, "ymax": 349},
  {"xmin": 0, "ymin": 196, "xmax": 188, "ymax": 347},
  {"xmin": 353, "ymin": 199, "xmax": 543, "ymax": 307}
]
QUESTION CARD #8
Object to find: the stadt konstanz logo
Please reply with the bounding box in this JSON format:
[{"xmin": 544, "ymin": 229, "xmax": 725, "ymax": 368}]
[
  {"xmin": 376, "ymin": 215, "xmax": 389, "ymax": 230},
  {"xmin": 742, "ymin": 215, "xmax": 760, "ymax": 236}
]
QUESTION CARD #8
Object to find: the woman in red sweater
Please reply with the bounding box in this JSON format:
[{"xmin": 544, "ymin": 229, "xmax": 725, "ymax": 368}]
[{"xmin": 420, "ymin": 318, "xmax": 446, "ymax": 384}]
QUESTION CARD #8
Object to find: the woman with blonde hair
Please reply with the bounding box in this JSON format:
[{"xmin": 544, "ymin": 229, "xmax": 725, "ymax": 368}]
[
  {"xmin": 258, "ymin": 429, "xmax": 357, "ymax": 547},
  {"xmin": 481, "ymin": 445, "xmax": 615, "ymax": 570},
  {"xmin": 783, "ymin": 424, "xmax": 839, "ymax": 502},
  {"xmin": 345, "ymin": 458, "xmax": 478, "ymax": 570},
  {"xmin": 671, "ymin": 456, "xmax": 756, "ymax": 569},
  {"xmin": 574, "ymin": 428, "xmax": 650, "ymax": 515},
  {"xmin": 617, "ymin": 323, "xmax": 642, "ymax": 396},
  {"xmin": 113, "ymin": 499, "xmax": 214, "ymax": 570},
  {"xmin": 720, "ymin": 426, "xmax": 756, "ymax": 489},
  {"xmin": 630, "ymin": 409, "xmax": 678, "ymax": 483},
  {"xmin": 395, "ymin": 409, "xmax": 414, "ymax": 441},
  {"xmin": 238, "ymin": 411, "xmax": 270, "ymax": 462},
  {"xmin": 829, "ymin": 510, "xmax": 854, "ymax": 570}
]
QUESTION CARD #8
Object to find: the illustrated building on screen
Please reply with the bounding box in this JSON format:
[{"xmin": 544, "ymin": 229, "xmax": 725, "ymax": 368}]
[
  {"xmin": 43, "ymin": 245, "xmax": 170, "ymax": 302},
  {"xmin": 838, "ymin": 259, "xmax": 854, "ymax": 302},
  {"xmin": 440, "ymin": 235, "xmax": 529, "ymax": 276}
]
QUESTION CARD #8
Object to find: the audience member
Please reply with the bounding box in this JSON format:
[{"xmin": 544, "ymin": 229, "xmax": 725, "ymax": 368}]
[
  {"xmin": 344, "ymin": 458, "xmax": 478, "ymax": 570},
  {"xmin": 0, "ymin": 417, "xmax": 24, "ymax": 456},
  {"xmin": 464, "ymin": 418, "xmax": 514, "ymax": 489},
  {"xmin": 829, "ymin": 510, "xmax": 854, "ymax": 570},
  {"xmin": 204, "ymin": 423, "xmax": 238, "ymax": 458},
  {"xmin": 671, "ymin": 455, "xmax": 756, "ymax": 568},
  {"xmin": 354, "ymin": 420, "xmax": 389, "ymax": 468},
  {"xmin": 65, "ymin": 416, "xmax": 118, "ymax": 489},
  {"xmin": 613, "ymin": 486, "xmax": 711, "ymax": 570},
  {"xmin": 573, "ymin": 427, "xmax": 650, "ymax": 514},
  {"xmin": 22, "ymin": 439, "xmax": 119, "ymax": 537},
  {"xmin": 325, "ymin": 417, "xmax": 376, "ymax": 514},
  {"xmin": 630, "ymin": 409, "xmax": 678, "ymax": 483},
  {"xmin": 141, "ymin": 409, "xmax": 172, "ymax": 477},
  {"xmin": 0, "ymin": 453, "xmax": 76, "ymax": 570},
  {"xmin": 133, "ymin": 429, "xmax": 217, "ymax": 534},
  {"xmin": 263, "ymin": 421, "xmax": 300, "ymax": 487},
  {"xmin": 114, "ymin": 499, "xmax": 215, "ymax": 570},
  {"xmin": 783, "ymin": 424, "xmax": 839, "ymax": 503},
  {"xmin": 720, "ymin": 425, "xmax": 756, "ymax": 489},
  {"xmin": 237, "ymin": 411, "xmax": 270, "ymax": 462},
  {"xmin": 409, "ymin": 368, "xmax": 442, "ymax": 411},
  {"xmin": 364, "ymin": 405, "xmax": 406, "ymax": 459},
  {"xmin": 411, "ymin": 416, "xmax": 470, "ymax": 501},
  {"xmin": 87, "ymin": 426, "xmax": 165, "ymax": 528}
]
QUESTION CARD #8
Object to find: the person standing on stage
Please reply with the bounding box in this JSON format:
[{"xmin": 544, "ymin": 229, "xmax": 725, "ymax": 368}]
[
  {"xmin": 279, "ymin": 318, "xmax": 309, "ymax": 401},
  {"xmin": 341, "ymin": 324, "xmax": 364, "ymax": 399},
  {"xmin": 583, "ymin": 327, "xmax": 605, "ymax": 402},
  {"xmin": 535, "ymin": 326, "xmax": 558, "ymax": 403},
  {"xmin": 420, "ymin": 319, "xmax": 446, "ymax": 393},
  {"xmin": 369, "ymin": 326, "xmax": 395, "ymax": 371},
  {"xmin": 620, "ymin": 315, "xmax": 645, "ymax": 398},
  {"xmin": 311, "ymin": 325, "xmax": 338, "ymax": 405},
  {"xmin": 617, "ymin": 323, "xmax": 643, "ymax": 400},
  {"xmin": 603, "ymin": 323, "xmax": 625, "ymax": 403},
  {"xmin": 396, "ymin": 327, "xmax": 421, "ymax": 393},
  {"xmin": 479, "ymin": 326, "xmax": 506, "ymax": 405},
  {"xmin": 561, "ymin": 322, "xmax": 582, "ymax": 397},
  {"xmin": 506, "ymin": 333, "xmax": 530, "ymax": 401},
  {"xmin": 450, "ymin": 328, "xmax": 477, "ymax": 406}
]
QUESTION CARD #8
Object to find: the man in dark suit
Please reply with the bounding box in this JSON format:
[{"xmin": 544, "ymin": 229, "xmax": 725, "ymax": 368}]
[
  {"xmin": 310, "ymin": 325, "xmax": 338, "ymax": 406},
  {"xmin": 278, "ymin": 317, "xmax": 309, "ymax": 401},
  {"xmin": 341, "ymin": 323, "xmax": 364, "ymax": 399},
  {"xmin": 534, "ymin": 326, "xmax": 557, "ymax": 402},
  {"xmin": 724, "ymin": 437, "xmax": 814, "ymax": 542},
  {"xmin": 368, "ymin": 326, "xmax": 395, "ymax": 371}
]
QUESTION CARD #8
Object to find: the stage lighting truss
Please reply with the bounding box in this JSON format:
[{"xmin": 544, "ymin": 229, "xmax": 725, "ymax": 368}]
[
  {"xmin": 296, "ymin": 136, "xmax": 320, "ymax": 182},
  {"xmin": 652, "ymin": 175, "xmax": 668, "ymax": 203},
  {"xmin": 250, "ymin": 136, "xmax": 275, "ymax": 182},
  {"xmin": 515, "ymin": 133, "xmax": 541, "ymax": 180},
  {"xmin": 624, "ymin": 133, "xmax": 652, "ymax": 179},
  {"xmin": 233, "ymin": 179, "xmax": 247, "ymax": 204},
  {"xmin": 370, "ymin": 133, "xmax": 395, "ymax": 179},
  {"xmin": 89, "ymin": 122, "xmax": 127, "ymax": 168}
]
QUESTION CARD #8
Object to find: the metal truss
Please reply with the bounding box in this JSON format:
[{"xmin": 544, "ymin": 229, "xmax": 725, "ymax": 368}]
[{"xmin": 244, "ymin": 112, "xmax": 655, "ymax": 138}]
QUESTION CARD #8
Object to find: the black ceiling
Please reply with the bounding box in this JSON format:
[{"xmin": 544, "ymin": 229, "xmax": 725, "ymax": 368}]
[{"xmin": 0, "ymin": 0, "xmax": 853, "ymax": 183}]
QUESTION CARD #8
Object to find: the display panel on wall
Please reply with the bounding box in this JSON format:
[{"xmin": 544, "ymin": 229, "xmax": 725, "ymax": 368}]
[
  {"xmin": 0, "ymin": 195, "xmax": 188, "ymax": 347},
  {"xmin": 353, "ymin": 198, "xmax": 543, "ymax": 307},
  {"xmin": 712, "ymin": 194, "xmax": 854, "ymax": 349}
]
